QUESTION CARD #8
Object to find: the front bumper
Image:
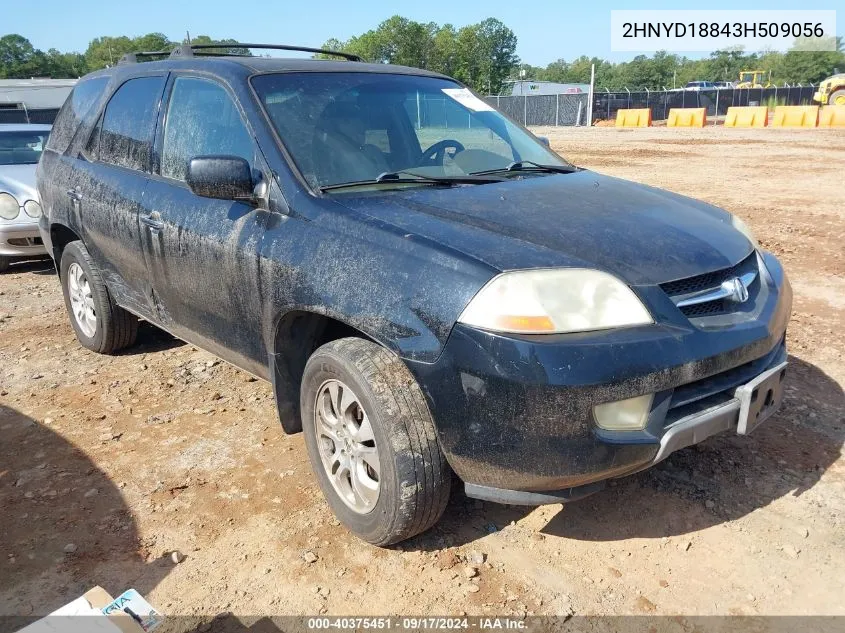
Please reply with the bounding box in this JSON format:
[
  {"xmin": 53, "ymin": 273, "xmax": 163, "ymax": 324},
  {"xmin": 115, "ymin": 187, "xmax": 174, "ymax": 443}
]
[
  {"xmin": 812, "ymin": 90, "xmax": 826, "ymax": 104},
  {"xmin": 463, "ymin": 359, "xmax": 786, "ymax": 506},
  {"xmin": 407, "ymin": 251, "xmax": 792, "ymax": 500},
  {"xmin": 0, "ymin": 222, "xmax": 47, "ymax": 257}
]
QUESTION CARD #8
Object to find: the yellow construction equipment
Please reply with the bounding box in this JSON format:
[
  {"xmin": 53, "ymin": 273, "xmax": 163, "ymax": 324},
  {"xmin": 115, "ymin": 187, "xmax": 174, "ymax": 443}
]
[
  {"xmin": 813, "ymin": 73, "xmax": 845, "ymax": 106},
  {"xmin": 736, "ymin": 70, "xmax": 773, "ymax": 89}
]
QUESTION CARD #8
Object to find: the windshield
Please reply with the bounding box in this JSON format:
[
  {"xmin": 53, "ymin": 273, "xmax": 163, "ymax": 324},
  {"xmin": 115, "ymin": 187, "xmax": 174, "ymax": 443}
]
[
  {"xmin": 0, "ymin": 130, "xmax": 50, "ymax": 165},
  {"xmin": 252, "ymin": 72, "xmax": 571, "ymax": 190}
]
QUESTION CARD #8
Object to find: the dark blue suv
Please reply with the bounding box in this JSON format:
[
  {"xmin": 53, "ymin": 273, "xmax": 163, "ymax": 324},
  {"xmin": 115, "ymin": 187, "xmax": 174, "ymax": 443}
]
[{"xmin": 36, "ymin": 44, "xmax": 791, "ymax": 545}]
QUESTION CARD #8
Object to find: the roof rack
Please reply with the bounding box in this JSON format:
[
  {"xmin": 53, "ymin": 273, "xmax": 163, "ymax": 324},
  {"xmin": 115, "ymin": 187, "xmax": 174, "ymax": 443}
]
[
  {"xmin": 117, "ymin": 50, "xmax": 172, "ymax": 65},
  {"xmin": 168, "ymin": 43, "xmax": 362, "ymax": 62}
]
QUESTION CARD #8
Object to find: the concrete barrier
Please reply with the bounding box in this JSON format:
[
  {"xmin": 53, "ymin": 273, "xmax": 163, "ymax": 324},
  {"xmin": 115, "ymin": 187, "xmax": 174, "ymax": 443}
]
[
  {"xmin": 819, "ymin": 105, "xmax": 845, "ymax": 128},
  {"xmin": 667, "ymin": 108, "xmax": 707, "ymax": 128},
  {"xmin": 771, "ymin": 105, "xmax": 819, "ymax": 128},
  {"xmin": 615, "ymin": 108, "xmax": 652, "ymax": 128},
  {"xmin": 725, "ymin": 107, "xmax": 768, "ymax": 128}
]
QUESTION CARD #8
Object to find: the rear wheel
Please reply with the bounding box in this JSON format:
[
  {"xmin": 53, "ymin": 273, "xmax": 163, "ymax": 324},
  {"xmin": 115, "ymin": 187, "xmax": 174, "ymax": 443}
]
[
  {"xmin": 60, "ymin": 241, "xmax": 138, "ymax": 354},
  {"xmin": 830, "ymin": 89, "xmax": 845, "ymax": 106},
  {"xmin": 0, "ymin": 256, "xmax": 10, "ymax": 273},
  {"xmin": 300, "ymin": 337, "xmax": 450, "ymax": 546}
]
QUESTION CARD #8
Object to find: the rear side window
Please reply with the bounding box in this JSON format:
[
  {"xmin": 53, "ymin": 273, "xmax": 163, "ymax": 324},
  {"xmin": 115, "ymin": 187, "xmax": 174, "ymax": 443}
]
[
  {"xmin": 160, "ymin": 77, "xmax": 254, "ymax": 182},
  {"xmin": 98, "ymin": 76, "xmax": 166, "ymax": 171},
  {"xmin": 45, "ymin": 76, "xmax": 109, "ymax": 154}
]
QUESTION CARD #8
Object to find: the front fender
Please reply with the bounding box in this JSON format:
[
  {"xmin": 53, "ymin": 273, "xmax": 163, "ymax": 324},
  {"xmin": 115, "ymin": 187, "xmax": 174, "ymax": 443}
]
[{"xmin": 258, "ymin": 194, "xmax": 496, "ymax": 364}]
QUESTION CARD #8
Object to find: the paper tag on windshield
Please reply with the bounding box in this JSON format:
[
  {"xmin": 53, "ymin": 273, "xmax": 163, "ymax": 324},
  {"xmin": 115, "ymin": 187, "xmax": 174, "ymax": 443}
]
[{"xmin": 442, "ymin": 88, "xmax": 494, "ymax": 112}]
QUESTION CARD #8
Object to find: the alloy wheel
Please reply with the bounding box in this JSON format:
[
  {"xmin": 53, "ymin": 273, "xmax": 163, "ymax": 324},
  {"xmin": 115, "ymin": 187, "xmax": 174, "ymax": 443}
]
[
  {"xmin": 314, "ymin": 379, "xmax": 381, "ymax": 514},
  {"xmin": 67, "ymin": 262, "xmax": 97, "ymax": 337}
]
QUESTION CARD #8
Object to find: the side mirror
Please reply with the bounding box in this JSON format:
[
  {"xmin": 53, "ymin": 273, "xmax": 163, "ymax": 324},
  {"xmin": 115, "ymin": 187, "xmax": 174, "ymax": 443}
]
[
  {"xmin": 186, "ymin": 155, "xmax": 254, "ymax": 202},
  {"xmin": 537, "ymin": 136, "xmax": 550, "ymax": 148}
]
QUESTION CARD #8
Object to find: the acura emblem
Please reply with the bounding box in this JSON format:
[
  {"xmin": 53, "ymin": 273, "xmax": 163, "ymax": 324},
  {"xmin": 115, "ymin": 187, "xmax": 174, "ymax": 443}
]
[
  {"xmin": 675, "ymin": 270, "xmax": 757, "ymax": 309},
  {"xmin": 722, "ymin": 276, "xmax": 750, "ymax": 303}
]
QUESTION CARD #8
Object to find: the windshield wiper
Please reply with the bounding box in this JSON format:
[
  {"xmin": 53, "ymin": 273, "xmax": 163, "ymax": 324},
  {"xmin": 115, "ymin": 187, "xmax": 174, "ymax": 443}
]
[
  {"xmin": 470, "ymin": 161, "xmax": 578, "ymax": 176},
  {"xmin": 320, "ymin": 171, "xmax": 504, "ymax": 193}
]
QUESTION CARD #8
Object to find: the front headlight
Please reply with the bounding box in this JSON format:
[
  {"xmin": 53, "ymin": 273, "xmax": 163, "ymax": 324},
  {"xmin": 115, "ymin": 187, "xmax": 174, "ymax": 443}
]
[
  {"xmin": 23, "ymin": 200, "xmax": 42, "ymax": 218},
  {"xmin": 731, "ymin": 215, "xmax": 758, "ymax": 249},
  {"xmin": 0, "ymin": 193, "xmax": 20, "ymax": 220},
  {"xmin": 458, "ymin": 268, "xmax": 653, "ymax": 334}
]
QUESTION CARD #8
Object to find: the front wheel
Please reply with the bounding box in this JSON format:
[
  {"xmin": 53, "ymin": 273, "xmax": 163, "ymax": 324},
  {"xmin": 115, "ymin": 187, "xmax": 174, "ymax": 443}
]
[
  {"xmin": 300, "ymin": 337, "xmax": 450, "ymax": 546},
  {"xmin": 0, "ymin": 256, "xmax": 10, "ymax": 273},
  {"xmin": 830, "ymin": 89, "xmax": 845, "ymax": 107}
]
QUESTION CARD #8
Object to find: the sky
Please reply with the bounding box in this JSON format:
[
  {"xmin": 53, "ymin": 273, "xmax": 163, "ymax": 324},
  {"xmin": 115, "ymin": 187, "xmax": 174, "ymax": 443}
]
[{"xmin": 5, "ymin": 0, "xmax": 842, "ymax": 66}]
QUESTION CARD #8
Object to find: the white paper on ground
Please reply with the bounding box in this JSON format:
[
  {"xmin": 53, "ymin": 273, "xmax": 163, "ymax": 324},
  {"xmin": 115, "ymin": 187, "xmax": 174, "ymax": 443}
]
[
  {"xmin": 102, "ymin": 589, "xmax": 162, "ymax": 632},
  {"xmin": 442, "ymin": 88, "xmax": 494, "ymax": 112},
  {"xmin": 17, "ymin": 596, "xmax": 123, "ymax": 633}
]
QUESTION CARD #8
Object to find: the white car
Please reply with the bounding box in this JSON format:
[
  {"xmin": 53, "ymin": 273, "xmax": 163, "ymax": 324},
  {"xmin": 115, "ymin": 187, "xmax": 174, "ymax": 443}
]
[
  {"xmin": 0, "ymin": 124, "xmax": 51, "ymax": 272},
  {"xmin": 683, "ymin": 81, "xmax": 717, "ymax": 91}
]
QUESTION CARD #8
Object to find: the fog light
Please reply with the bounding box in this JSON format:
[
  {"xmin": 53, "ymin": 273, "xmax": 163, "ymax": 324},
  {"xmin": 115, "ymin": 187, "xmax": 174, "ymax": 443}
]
[{"xmin": 593, "ymin": 394, "xmax": 654, "ymax": 431}]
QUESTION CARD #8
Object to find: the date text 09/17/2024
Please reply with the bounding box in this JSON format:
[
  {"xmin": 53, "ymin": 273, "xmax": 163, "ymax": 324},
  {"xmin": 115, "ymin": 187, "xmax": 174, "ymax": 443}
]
[{"xmin": 306, "ymin": 617, "xmax": 528, "ymax": 630}]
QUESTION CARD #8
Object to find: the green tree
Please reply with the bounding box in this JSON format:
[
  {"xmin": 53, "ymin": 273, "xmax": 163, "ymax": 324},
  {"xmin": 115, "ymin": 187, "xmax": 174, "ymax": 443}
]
[
  {"xmin": 429, "ymin": 25, "xmax": 458, "ymax": 76},
  {"xmin": 4, "ymin": 24, "xmax": 842, "ymax": 87},
  {"xmin": 0, "ymin": 34, "xmax": 88, "ymax": 78},
  {"xmin": 705, "ymin": 49, "xmax": 756, "ymax": 84},
  {"xmin": 133, "ymin": 32, "xmax": 172, "ymax": 53},
  {"xmin": 321, "ymin": 16, "xmax": 519, "ymax": 93},
  {"xmin": 0, "ymin": 34, "xmax": 38, "ymax": 78},
  {"xmin": 84, "ymin": 36, "xmax": 134, "ymax": 69},
  {"xmin": 41, "ymin": 49, "xmax": 88, "ymax": 77},
  {"xmin": 618, "ymin": 51, "xmax": 681, "ymax": 89},
  {"xmin": 773, "ymin": 38, "xmax": 844, "ymax": 83},
  {"xmin": 319, "ymin": 38, "xmax": 347, "ymax": 55},
  {"xmin": 187, "ymin": 35, "xmax": 250, "ymax": 57},
  {"xmin": 475, "ymin": 18, "xmax": 518, "ymax": 94}
]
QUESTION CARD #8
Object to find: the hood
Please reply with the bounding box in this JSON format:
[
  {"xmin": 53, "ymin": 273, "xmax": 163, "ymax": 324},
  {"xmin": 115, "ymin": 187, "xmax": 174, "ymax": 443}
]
[
  {"xmin": 334, "ymin": 170, "xmax": 752, "ymax": 286},
  {"xmin": 0, "ymin": 164, "xmax": 38, "ymax": 202}
]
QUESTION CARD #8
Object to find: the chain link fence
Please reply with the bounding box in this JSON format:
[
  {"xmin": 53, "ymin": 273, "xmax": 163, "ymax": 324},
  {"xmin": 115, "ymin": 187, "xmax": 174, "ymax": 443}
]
[
  {"xmin": 0, "ymin": 86, "xmax": 819, "ymax": 129},
  {"xmin": 401, "ymin": 93, "xmax": 591, "ymax": 130},
  {"xmin": 485, "ymin": 93, "xmax": 591, "ymax": 126},
  {"xmin": 486, "ymin": 86, "xmax": 818, "ymax": 126},
  {"xmin": 593, "ymin": 85, "xmax": 818, "ymax": 123}
]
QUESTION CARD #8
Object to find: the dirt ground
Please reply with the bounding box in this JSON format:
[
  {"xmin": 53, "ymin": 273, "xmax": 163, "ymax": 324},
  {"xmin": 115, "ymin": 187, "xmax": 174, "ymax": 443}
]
[{"xmin": 1, "ymin": 126, "xmax": 843, "ymax": 626}]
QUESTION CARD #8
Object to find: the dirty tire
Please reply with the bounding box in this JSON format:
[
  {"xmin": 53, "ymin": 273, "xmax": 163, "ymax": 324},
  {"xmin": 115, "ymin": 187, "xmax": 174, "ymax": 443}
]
[
  {"xmin": 60, "ymin": 241, "xmax": 138, "ymax": 354},
  {"xmin": 301, "ymin": 337, "xmax": 450, "ymax": 546},
  {"xmin": 0, "ymin": 256, "xmax": 10, "ymax": 273}
]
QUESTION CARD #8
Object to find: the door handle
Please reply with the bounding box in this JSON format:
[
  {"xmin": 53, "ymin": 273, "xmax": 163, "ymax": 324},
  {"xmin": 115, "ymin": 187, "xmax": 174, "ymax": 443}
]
[
  {"xmin": 141, "ymin": 211, "xmax": 164, "ymax": 231},
  {"xmin": 66, "ymin": 189, "xmax": 83, "ymax": 202}
]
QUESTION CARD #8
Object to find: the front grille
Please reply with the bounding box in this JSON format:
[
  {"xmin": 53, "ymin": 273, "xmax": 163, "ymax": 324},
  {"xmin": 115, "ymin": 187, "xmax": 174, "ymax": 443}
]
[
  {"xmin": 669, "ymin": 339, "xmax": 786, "ymax": 412},
  {"xmin": 661, "ymin": 253, "xmax": 759, "ymax": 319},
  {"xmin": 661, "ymin": 253, "xmax": 755, "ymax": 296},
  {"xmin": 662, "ymin": 339, "xmax": 787, "ymax": 427},
  {"xmin": 679, "ymin": 301, "xmax": 725, "ymax": 317}
]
